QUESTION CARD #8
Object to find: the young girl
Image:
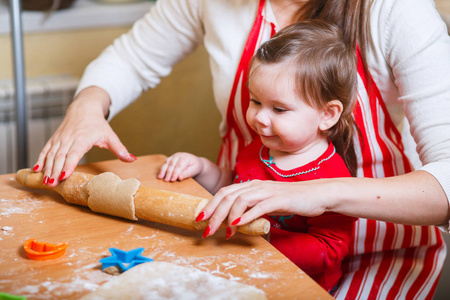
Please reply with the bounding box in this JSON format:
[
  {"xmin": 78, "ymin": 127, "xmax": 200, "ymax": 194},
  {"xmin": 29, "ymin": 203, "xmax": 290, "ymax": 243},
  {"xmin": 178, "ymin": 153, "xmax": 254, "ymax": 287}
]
[{"xmin": 158, "ymin": 20, "xmax": 358, "ymax": 292}]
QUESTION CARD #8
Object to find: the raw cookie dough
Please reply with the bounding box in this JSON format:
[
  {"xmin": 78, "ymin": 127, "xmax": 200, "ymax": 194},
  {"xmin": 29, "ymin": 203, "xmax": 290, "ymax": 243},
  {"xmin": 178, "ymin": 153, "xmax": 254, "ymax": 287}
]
[
  {"xmin": 80, "ymin": 262, "xmax": 267, "ymax": 300},
  {"xmin": 86, "ymin": 172, "xmax": 140, "ymax": 221}
]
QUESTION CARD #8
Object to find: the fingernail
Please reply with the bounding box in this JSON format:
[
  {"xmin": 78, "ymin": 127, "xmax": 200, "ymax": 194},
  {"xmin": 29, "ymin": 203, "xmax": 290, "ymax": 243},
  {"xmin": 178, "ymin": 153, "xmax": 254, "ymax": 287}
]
[
  {"xmin": 49, "ymin": 178, "xmax": 55, "ymax": 184},
  {"xmin": 33, "ymin": 164, "xmax": 39, "ymax": 171},
  {"xmin": 202, "ymin": 226, "xmax": 211, "ymax": 239},
  {"xmin": 59, "ymin": 171, "xmax": 66, "ymax": 181},
  {"xmin": 226, "ymin": 226, "xmax": 232, "ymax": 240},
  {"xmin": 129, "ymin": 153, "xmax": 137, "ymax": 160},
  {"xmin": 231, "ymin": 217, "xmax": 241, "ymax": 226},
  {"xmin": 195, "ymin": 211, "xmax": 205, "ymax": 223},
  {"xmin": 43, "ymin": 176, "xmax": 49, "ymax": 185}
]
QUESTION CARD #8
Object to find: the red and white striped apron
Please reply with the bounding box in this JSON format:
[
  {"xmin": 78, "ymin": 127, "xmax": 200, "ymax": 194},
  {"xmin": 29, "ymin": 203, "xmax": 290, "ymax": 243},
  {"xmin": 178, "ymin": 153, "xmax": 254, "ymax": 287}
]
[{"xmin": 218, "ymin": 0, "xmax": 446, "ymax": 298}]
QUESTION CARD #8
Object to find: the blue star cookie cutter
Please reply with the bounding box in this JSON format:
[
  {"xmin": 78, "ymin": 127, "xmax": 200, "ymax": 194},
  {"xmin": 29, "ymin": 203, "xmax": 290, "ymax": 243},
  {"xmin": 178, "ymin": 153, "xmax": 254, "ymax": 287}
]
[{"xmin": 99, "ymin": 247, "xmax": 153, "ymax": 272}]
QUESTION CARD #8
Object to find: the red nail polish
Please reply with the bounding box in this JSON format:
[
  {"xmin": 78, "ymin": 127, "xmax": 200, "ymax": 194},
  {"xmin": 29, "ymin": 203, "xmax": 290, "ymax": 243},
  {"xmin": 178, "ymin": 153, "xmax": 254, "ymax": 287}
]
[
  {"xmin": 195, "ymin": 211, "xmax": 205, "ymax": 223},
  {"xmin": 43, "ymin": 176, "xmax": 49, "ymax": 185},
  {"xmin": 59, "ymin": 171, "xmax": 66, "ymax": 181},
  {"xmin": 226, "ymin": 226, "xmax": 232, "ymax": 240},
  {"xmin": 33, "ymin": 164, "xmax": 39, "ymax": 171},
  {"xmin": 231, "ymin": 217, "xmax": 241, "ymax": 226},
  {"xmin": 202, "ymin": 226, "xmax": 211, "ymax": 239},
  {"xmin": 49, "ymin": 178, "xmax": 55, "ymax": 184},
  {"xmin": 129, "ymin": 153, "xmax": 137, "ymax": 160}
]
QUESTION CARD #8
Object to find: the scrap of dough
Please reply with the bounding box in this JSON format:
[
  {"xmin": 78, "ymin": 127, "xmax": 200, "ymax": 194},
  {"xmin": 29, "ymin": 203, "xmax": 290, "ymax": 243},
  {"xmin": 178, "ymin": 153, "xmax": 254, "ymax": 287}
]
[
  {"xmin": 80, "ymin": 262, "xmax": 267, "ymax": 300},
  {"xmin": 103, "ymin": 266, "xmax": 122, "ymax": 276},
  {"xmin": 86, "ymin": 172, "xmax": 140, "ymax": 221}
]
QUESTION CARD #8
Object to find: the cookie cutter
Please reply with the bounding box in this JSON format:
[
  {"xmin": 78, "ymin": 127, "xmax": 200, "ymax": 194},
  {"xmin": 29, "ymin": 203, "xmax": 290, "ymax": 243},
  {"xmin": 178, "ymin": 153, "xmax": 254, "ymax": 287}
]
[
  {"xmin": 23, "ymin": 239, "xmax": 69, "ymax": 261},
  {"xmin": 99, "ymin": 247, "xmax": 153, "ymax": 272},
  {"xmin": 0, "ymin": 292, "xmax": 27, "ymax": 300}
]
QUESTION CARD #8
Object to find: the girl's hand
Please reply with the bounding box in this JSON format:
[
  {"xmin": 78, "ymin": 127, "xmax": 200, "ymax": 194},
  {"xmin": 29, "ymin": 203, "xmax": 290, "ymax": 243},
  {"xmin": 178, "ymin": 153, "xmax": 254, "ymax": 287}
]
[
  {"xmin": 199, "ymin": 180, "xmax": 329, "ymax": 238},
  {"xmin": 158, "ymin": 152, "xmax": 204, "ymax": 182},
  {"xmin": 33, "ymin": 87, "xmax": 135, "ymax": 187}
]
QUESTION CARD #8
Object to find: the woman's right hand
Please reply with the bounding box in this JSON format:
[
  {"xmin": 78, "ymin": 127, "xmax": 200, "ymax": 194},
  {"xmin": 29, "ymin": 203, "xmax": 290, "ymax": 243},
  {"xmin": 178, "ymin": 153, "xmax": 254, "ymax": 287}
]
[{"xmin": 33, "ymin": 87, "xmax": 136, "ymax": 187}]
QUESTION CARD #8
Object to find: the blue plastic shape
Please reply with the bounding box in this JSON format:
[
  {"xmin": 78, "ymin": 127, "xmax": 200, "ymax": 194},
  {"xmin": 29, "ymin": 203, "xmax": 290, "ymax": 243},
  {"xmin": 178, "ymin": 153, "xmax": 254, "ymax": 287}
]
[{"xmin": 99, "ymin": 247, "xmax": 153, "ymax": 272}]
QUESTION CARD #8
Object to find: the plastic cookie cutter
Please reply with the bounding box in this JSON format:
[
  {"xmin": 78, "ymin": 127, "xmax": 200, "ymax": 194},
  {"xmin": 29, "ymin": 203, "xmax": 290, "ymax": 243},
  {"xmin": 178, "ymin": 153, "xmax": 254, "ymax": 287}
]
[
  {"xmin": 0, "ymin": 292, "xmax": 27, "ymax": 300},
  {"xmin": 99, "ymin": 247, "xmax": 153, "ymax": 272},
  {"xmin": 23, "ymin": 239, "xmax": 69, "ymax": 261}
]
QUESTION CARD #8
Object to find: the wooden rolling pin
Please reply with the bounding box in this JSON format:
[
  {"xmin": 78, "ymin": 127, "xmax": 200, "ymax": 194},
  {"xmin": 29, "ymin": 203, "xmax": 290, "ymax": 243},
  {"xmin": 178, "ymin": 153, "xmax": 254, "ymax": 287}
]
[{"xmin": 15, "ymin": 168, "xmax": 270, "ymax": 236}]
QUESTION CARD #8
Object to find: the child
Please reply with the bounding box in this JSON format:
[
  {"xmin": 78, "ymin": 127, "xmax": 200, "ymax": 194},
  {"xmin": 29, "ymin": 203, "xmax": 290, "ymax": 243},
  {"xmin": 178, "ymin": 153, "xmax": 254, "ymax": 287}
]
[{"xmin": 158, "ymin": 20, "xmax": 357, "ymax": 292}]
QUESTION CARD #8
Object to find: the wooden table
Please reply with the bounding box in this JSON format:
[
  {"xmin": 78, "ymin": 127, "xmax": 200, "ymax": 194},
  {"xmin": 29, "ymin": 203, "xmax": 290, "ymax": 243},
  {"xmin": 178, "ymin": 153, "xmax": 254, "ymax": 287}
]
[{"xmin": 0, "ymin": 155, "xmax": 332, "ymax": 299}]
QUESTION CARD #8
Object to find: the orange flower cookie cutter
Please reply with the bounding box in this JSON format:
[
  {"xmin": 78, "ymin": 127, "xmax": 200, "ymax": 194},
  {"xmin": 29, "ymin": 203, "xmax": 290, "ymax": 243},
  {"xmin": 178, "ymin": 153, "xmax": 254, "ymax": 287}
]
[{"xmin": 23, "ymin": 239, "xmax": 69, "ymax": 260}]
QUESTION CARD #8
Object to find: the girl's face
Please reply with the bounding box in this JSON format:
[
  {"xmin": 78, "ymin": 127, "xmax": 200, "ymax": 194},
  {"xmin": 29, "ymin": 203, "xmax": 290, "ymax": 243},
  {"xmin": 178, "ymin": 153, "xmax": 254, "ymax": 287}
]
[{"xmin": 247, "ymin": 63, "xmax": 327, "ymax": 155}]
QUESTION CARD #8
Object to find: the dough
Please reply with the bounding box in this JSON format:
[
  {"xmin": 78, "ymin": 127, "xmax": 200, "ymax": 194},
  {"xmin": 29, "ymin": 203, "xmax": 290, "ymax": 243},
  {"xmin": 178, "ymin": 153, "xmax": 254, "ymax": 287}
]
[
  {"xmin": 86, "ymin": 172, "xmax": 140, "ymax": 221},
  {"xmin": 80, "ymin": 262, "xmax": 267, "ymax": 300}
]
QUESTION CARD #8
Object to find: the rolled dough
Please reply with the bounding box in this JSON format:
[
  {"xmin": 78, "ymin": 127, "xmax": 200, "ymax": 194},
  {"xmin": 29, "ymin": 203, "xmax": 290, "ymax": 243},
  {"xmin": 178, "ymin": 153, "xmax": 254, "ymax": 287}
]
[
  {"xmin": 80, "ymin": 262, "xmax": 267, "ymax": 300},
  {"xmin": 86, "ymin": 172, "xmax": 140, "ymax": 221}
]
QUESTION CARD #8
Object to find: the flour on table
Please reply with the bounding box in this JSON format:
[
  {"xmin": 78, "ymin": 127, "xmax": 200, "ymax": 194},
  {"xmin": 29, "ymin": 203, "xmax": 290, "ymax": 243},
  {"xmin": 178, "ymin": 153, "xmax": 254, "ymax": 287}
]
[
  {"xmin": 80, "ymin": 262, "xmax": 267, "ymax": 300},
  {"xmin": 0, "ymin": 198, "xmax": 41, "ymax": 216}
]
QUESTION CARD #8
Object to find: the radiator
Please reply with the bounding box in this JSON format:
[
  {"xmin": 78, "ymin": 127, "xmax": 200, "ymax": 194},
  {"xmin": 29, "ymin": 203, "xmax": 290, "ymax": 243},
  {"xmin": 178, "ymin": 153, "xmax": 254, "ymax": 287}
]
[{"xmin": 0, "ymin": 75, "xmax": 80, "ymax": 174}]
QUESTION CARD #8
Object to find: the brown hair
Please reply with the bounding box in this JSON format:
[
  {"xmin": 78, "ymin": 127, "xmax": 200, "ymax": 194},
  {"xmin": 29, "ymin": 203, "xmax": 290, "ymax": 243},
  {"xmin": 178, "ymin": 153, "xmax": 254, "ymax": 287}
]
[
  {"xmin": 299, "ymin": 0, "xmax": 372, "ymax": 91},
  {"xmin": 250, "ymin": 20, "xmax": 358, "ymax": 176},
  {"xmin": 299, "ymin": 0, "xmax": 371, "ymax": 47}
]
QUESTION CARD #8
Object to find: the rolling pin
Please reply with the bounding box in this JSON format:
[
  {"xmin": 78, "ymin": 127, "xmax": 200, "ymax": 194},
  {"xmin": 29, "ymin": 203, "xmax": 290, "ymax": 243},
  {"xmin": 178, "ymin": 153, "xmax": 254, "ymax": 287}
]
[{"xmin": 15, "ymin": 168, "xmax": 270, "ymax": 236}]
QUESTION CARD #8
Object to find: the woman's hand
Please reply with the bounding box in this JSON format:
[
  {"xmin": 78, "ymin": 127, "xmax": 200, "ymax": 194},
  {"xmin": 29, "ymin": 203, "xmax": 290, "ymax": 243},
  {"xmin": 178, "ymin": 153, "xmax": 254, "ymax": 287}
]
[
  {"xmin": 199, "ymin": 179, "xmax": 330, "ymax": 238},
  {"xmin": 199, "ymin": 171, "xmax": 450, "ymax": 239},
  {"xmin": 33, "ymin": 87, "xmax": 136, "ymax": 187},
  {"xmin": 158, "ymin": 152, "xmax": 204, "ymax": 182}
]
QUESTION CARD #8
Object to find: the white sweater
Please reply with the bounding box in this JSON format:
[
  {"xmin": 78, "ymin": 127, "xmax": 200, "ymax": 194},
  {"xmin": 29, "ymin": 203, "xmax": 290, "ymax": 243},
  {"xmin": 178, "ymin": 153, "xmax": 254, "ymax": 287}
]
[{"xmin": 77, "ymin": 0, "xmax": 450, "ymax": 225}]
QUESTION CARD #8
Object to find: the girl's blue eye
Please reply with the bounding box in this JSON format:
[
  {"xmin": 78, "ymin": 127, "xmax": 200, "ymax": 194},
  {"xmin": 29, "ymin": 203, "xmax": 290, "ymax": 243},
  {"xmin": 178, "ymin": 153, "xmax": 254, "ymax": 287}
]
[{"xmin": 274, "ymin": 107, "xmax": 286, "ymax": 113}]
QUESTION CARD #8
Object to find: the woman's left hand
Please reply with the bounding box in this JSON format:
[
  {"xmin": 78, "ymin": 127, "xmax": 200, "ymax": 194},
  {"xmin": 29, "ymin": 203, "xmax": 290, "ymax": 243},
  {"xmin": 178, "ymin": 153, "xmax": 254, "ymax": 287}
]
[{"xmin": 199, "ymin": 179, "xmax": 330, "ymax": 238}]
